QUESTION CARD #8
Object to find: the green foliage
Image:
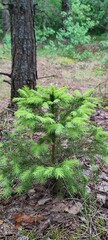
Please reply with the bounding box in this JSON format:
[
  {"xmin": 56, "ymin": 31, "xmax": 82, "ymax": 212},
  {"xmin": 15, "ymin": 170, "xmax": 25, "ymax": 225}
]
[
  {"xmin": 35, "ymin": 0, "xmax": 61, "ymax": 30},
  {"xmin": 0, "ymin": 86, "xmax": 108, "ymax": 197},
  {"xmin": 101, "ymin": 54, "xmax": 108, "ymax": 68},
  {"xmin": 78, "ymin": 50, "xmax": 94, "ymax": 61},
  {"xmin": 99, "ymin": 40, "xmax": 108, "ymax": 67},
  {"xmin": 0, "ymin": 33, "xmax": 11, "ymax": 59},
  {"xmin": 56, "ymin": 16, "xmax": 92, "ymax": 48},
  {"xmin": 3, "ymin": 33, "xmax": 11, "ymax": 55},
  {"xmin": 37, "ymin": 18, "xmax": 95, "ymax": 58},
  {"xmin": 1, "ymin": 0, "xmax": 108, "ymax": 59},
  {"xmin": 36, "ymin": 0, "xmax": 96, "ymax": 57},
  {"xmin": 35, "ymin": 0, "xmax": 108, "ymax": 59},
  {"xmin": 35, "ymin": 0, "xmax": 108, "ymax": 36},
  {"xmin": 36, "ymin": 27, "xmax": 55, "ymax": 45},
  {"xmin": 83, "ymin": 0, "xmax": 108, "ymax": 33},
  {"xmin": 100, "ymin": 40, "xmax": 108, "ymax": 49}
]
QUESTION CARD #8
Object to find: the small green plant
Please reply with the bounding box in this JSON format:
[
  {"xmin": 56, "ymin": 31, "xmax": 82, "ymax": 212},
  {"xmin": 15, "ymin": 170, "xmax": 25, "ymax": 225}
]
[
  {"xmin": 21, "ymin": 228, "xmax": 37, "ymax": 240},
  {"xmin": 0, "ymin": 86, "xmax": 108, "ymax": 197},
  {"xmin": 0, "ymin": 33, "xmax": 11, "ymax": 59},
  {"xmin": 0, "ymin": 46, "xmax": 3, "ymax": 59},
  {"xmin": 79, "ymin": 50, "xmax": 94, "ymax": 60},
  {"xmin": 37, "ymin": 2, "xmax": 96, "ymax": 59},
  {"xmin": 100, "ymin": 40, "xmax": 108, "ymax": 49},
  {"xmin": 37, "ymin": 27, "xmax": 55, "ymax": 45},
  {"xmin": 101, "ymin": 54, "xmax": 108, "ymax": 69},
  {"xmin": 3, "ymin": 33, "xmax": 11, "ymax": 57},
  {"xmin": 53, "ymin": 7, "xmax": 95, "ymax": 58},
  {"xmin": 56, "ymin": 17, "xmax": 91, "ymax": 47}
]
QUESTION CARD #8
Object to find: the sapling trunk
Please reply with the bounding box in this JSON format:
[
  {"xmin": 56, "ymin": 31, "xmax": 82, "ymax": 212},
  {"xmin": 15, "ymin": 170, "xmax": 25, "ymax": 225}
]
[
  {"xmin": 50, "ymin": 92, "xmax": 56, "ymax": 164},
  {"xmin": 51, "ymin": 134, "xmax": 56, "ymax": 164}
]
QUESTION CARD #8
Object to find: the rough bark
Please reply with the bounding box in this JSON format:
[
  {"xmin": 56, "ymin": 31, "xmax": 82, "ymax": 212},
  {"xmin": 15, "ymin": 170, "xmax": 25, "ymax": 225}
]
[
  {"xmin": 61, "ymin": 0, "xmax": 70, "ymax": 27},
  {"xmin": 9, "ymin": 0, "xmax": 37, "ymax": 99},
  {"xmin": 61, "ymin": 0, "xmax": 70, "ymax": 13}
]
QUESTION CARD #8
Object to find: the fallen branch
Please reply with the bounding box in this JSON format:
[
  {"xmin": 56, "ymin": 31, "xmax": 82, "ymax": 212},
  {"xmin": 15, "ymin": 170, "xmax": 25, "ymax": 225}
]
[
  {"xmin": 3, "ymin": 80, "xmax": 11, "ymax": 85},
  {"xmin": 38, "ymin": 74, "xmax": 57, "ymax": 79},
  {"xmin": 0, "ymin": 72, "xmax": 11, "ymax": 78},
  {"xmin": 2, "ymin": 74, "xmax": 57, "ymax": 84}
]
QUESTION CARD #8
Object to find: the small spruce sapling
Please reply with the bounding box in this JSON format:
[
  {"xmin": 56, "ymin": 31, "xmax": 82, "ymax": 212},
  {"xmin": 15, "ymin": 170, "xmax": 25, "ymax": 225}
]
[{"xmin": 0, "ymin": 85, "xmax": 108, "ymax": 197}]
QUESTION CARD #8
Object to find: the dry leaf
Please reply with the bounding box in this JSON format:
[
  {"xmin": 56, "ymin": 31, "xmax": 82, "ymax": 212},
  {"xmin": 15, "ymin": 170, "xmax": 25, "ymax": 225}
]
[
  {"xmin": 13, "ymin": 213, "xmax": 44, "ymax": 224},
  {"xmin": 38, "ymin": 198, "xmax": 52, "ymax": 206},
  {"xmin": 38, "ymin": 219, "xmax": 51, "ymax": 234},
  {"xmin": 97, "ymin": 194, "xmax": 106, "ymax": 204},
  {"xmin": 51, "ymin": 203, "xmax": 66, "ymax": 213},
  {"xmin": 0, "ymin": 220, "xmax": 3, "ymax": 225},
  {"xmin": 64, "ymin": 202, "xmax": 82, "ymax": 215},
  {"xmin": 0, "ymin": 222, "xmax": 15, "ymax": 235}
]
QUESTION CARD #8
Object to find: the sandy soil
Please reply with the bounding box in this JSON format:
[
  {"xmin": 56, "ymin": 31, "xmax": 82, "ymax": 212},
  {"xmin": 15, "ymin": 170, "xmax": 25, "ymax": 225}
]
[{"xmin": 0, "ymin": 55, "xmax": 108, "ymax": 112}]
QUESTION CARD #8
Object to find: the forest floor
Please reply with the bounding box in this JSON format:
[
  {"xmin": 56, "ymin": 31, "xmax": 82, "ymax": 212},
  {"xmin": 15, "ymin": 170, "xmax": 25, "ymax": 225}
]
[
  {"xmin": 0, "ymin": 54, "xmax": 108, "ymax": 239},
  {"xmin": 0, "ymin": 53, "xmax": 108, "ymax": 111}
]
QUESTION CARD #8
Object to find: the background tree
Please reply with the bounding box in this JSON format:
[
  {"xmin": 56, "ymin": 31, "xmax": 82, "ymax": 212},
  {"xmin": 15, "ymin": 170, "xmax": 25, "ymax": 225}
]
[
  {"xmin": 61, "ymin": 0, "xmax": 70, "ymax": 13},
  {"xmin": 35, "ymin": 0, "xmax": 61, "ymax": 30},
  {"xmin": 9, "ymin": 0, "xmax": 37, "ymax": 99},
  {"xmin": 2, "ymin": 0, "xmax": 10, "ymax": 38},
  {"xmin": 83, "ymin": 0, "xmax": 108, "ymax": 33}
]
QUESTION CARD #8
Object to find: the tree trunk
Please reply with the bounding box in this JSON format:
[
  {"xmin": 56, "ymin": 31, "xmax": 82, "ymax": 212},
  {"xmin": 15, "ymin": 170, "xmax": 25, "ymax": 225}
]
[
  {"xmin": 9, "ymin": 0, "xmax": 37, "ymax": 99},
  {"xmin": 61, "ymin": 0, "xmax": 70, "ymax": 13},
  {"xmin": 61, "ymin": 0, "xmax": 70, "ymax": 28}
]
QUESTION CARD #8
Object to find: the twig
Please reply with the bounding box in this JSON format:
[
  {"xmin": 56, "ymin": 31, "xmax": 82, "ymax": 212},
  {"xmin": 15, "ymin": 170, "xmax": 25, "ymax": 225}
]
[
  {"xmin": 3, "ymin": 80, "xmax": 11, "ymax": 85},
  {"xmin": 0, "ymin": 8, "xmax": 9, "ymax": 11},
  {"xmin": 38, "ymin": 74, "xmax": 57, "ymax": 79},
  {"xmin": 94, "ymin": 80, "xmax": 107, "ymax": 90},
  {"xmin": 34, "ymin": 3, "xmax": 38, "ymax": 8},
  {"xmin": 0, "ymin": 72, "xmax": 11, "ymax": 78},
  {"xmin": 5, "ymin": 108, "xmax": 15, "ymax": 113},
  {"xmin": 2, "ymin": 75, "xmax": 57, "ymax": 83}
]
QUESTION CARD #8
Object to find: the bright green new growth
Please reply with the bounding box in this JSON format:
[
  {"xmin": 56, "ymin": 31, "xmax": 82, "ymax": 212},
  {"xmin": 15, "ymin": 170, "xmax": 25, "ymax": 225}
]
[{"xmin": 0, "ymin": 86, "xmax": 108, "ymax": 197}]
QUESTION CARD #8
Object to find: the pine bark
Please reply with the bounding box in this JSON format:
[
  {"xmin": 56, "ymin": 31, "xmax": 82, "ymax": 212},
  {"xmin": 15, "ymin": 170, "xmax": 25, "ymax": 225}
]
[
  {"xmin": 61, "ymin": 0, "xmax": 70, "ymax": 27},
  {"xmin": 62, "ymin": 0, "xmax": 70, "ymax": 13},
  {"xmin": 9, "ymin": 0, "xmax": 37, "ymax": 99}
]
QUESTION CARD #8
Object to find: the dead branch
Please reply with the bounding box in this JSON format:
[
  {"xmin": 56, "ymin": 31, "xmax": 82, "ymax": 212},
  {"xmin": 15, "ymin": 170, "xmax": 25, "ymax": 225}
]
[
  {"xmin": 38, "ymin": 74, "xmax": 57, "ymax": 79},
  {"xmin": 2, "ymin": 74, "xmax": 57, "ymax": 84},
  {"xmin": 0, "ymin": 72, "xmax": 11, "ymax": 78},
  {"xmin": 3, "ymin": 80, "xmax": 11, "ymax": 85}
]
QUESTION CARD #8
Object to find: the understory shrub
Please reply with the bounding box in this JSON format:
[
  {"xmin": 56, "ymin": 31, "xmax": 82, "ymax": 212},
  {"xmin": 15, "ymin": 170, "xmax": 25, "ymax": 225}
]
[
  {"xmin": 101, "ymin": 54, "xmax": 108, "ymax": 69},
  {"xmin": 0, "ymin": 86, "xmax": 108, "ymax": 197},
  {"xmin": 0, "ymin": 33, "xmax": 11, "ymax": 59},
  {"xmin": 78, "ymin": 50, "xmax": 94, "ymax": 60},
  {"xmin": 37, "ymin": 3, "xmax": 96, "ymax": 58},
  {"xmin": 40, "ymin": 15, "xmax": 94, "ymax": 58},
  {"xmin": 36, "ymin": 27, "xmax": 55, "ymax": 45}
]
